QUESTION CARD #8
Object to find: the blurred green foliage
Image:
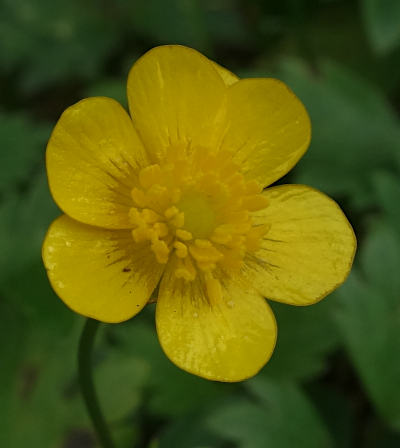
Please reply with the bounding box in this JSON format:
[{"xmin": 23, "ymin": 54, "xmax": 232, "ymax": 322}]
[{"xmin": 1, "ymin": 0, "xmax": 400, "ymax": 447}]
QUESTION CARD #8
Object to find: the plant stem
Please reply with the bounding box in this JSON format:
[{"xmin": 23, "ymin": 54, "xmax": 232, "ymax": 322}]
[{"xmin": 78, "ymin": 318, "xmax": 115, "ymax": 448}]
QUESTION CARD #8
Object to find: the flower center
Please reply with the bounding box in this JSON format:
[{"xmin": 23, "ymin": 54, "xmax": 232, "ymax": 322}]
[
  {"xmin": 176, "ymin": 191, "xmax": 216, "ymax": 239},
  {"xmin": 128, "ymin": 146, "xmax": 270, "ymax": 302}
]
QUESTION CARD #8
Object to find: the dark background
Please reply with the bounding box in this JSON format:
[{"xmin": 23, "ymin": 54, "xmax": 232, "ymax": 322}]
[{"xmin": 1, "ymin": 0, "xmax": 400, "ymax": 446}]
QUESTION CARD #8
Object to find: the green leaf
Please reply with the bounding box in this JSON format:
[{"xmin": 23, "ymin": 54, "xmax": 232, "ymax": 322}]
[
  {"xmin": 115, "ymin": 0, "xmax": 210, "ymax": 52},
  {"xmin": 0, "ymin": 261, "xmax": 74, "ymax": 334},
  {"xmin": 362, "ymin": 0, "xmax": 400, "ymax": 54},
  {"xmin": 278, "ymin": 58, "xmax": 400, "ymax": 210},
  {"xmin": 0, "ymin": 112, "xmax": 50, "ymax": 193},
  {"xmin": 96, "ymin": 351, "xmax": 149, "ymax": 423},
  {"xmin": 363, "ymin": 420, "xmax": 400, "ymax": 448},
  {"xmin": 335, "ymin": 270, "xmax": 400, "ymax": 429},
  {"xmin": 264, "ymin": 299, "xmax": 340, "ymax": 381},
  {"xmin": 360, "ymin": 221, "xmax": 400, "ymax": 305},
  {"xmin": 206, "ymin": 377, "xmax": 332, "ymax": 448},
  {"xmin": 0, "ymin": 0, "xmax": 119, "ymax": 92},
  {"xmin": 372, "ymin": 171, "xmax": 400, "ymax": 230},
  {"xmin": 0, "ymin": 172, "xmax": 59, "ymax": 283},
  {"xmin": 205, "ymin": 4, "xmax": 250, "ymax": 49},
  {"xmin": 0, "ymin": 301, "xmax": 27, "ymax": 445},
  {"xmin": 85, "ymin": 78, "xmax": 128, "ymax": 109},
  {"xmin": 307, "ymin": 385, "xmax": 355, "ymax": 448},
  {"xmin": 109, "ymin": 311, "xmax": 231, "ymax": 418},
  {"xmin": 294, "ymin": 8, "xmax": 400, "ymax": 94},
  {"xmin": 0, "ymin": 309, "xmax": 86, "ymax": 448},
  {"xmin": 158, "ymin": 410, "xmax": 223, "ymax": 448},
  {"xmin": 0, "ymin": 237, "xmax": 81, "ymax": 446}
]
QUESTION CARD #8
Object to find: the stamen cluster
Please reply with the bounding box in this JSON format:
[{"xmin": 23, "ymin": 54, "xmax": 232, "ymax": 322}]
[{"xmin": 129, "ymin": 147, "xmax": 269, "ymax": 302}]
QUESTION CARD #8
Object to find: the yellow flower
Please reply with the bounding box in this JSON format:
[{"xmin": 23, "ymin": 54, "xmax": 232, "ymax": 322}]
[{"xmin": 42, "ymin": 45, "xmax": 356, "ymax": 382}]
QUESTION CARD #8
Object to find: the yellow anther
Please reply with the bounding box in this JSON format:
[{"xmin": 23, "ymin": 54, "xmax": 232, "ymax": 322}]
[
  {"xmin": 176, "ymin": 229, "xmax": 193, "ymax": 241},
  {"xmin": 147, "ymin": 228, "xmax": 158, "ymax": 243},
  {"xmin": 205, "ymin": 275, "xmax": 222, "ymax": 304},
  {"xmin": 139, "ymin": 164, "xmax": 162, "ymax": 189},
  {"xmin": 128, "ymin": 208, "xmax": 142, "ymax": 226},
  {"xmin": 142, "ymin": 209, "xmax": 161, "ymax": 223},
  {"xmin": 151, "ymin": 239, "xmax": 170, "ymax": 264},
  {"xmin": 170, "ymin": 212, "xmax": 184, "ymax": 228},
  {"xmin": 147, "ymin": 184, "xmax": 169, "ymax": 209},
  {"xmin": 196, "ymin": 261, "xmax": 217, "ymax": 271},
  {"xmin": 173, "ymin": 241, "xmax": 188, "ymax": 258},
  {"xmin": 227, "ymin": 173, "xmax": 245, "ymax": 195},
  {"xmin": 154, "ymin": 222, "xmax": 169, "ymax": 238},
  {"xmin": 164, "ymin": 206, "xmax": 179, "ymax": 219},
  {"xmin": 194, "ymin": 239, "xmax": 212, "ymax": 248},
  {"xmin": 224, "ymin": 219, "xmax": 251, "ymax": 234},
  {"xmin": 175, "ymin": 257, "xmax": 196, "ymax": 281},
  {"xmin": 189, "ymin": 244, "xmax": 223, "ymax": 263},
  {"xmin": 242, "ymin": 195, "xmax": 269, "ymax": 211},
  {"xmin": 226, "ymin": 234, "xmax": 246, "ymax": 249},
  {"xmin": 131, "ymin": 188, "xmax": 147, "ymax": 208},
  {"xmin": 211, "ymin": 227, "xmax": 233, "ymax": 245},
  {"xmin": 245, "ymin": 179, "xmax": 263, "ymax": 195}
]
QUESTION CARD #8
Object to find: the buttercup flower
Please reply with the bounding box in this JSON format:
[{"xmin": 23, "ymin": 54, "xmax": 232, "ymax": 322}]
[{"xmin": 42, "ymin": 45, "xmax": 356, "ymax": 382}]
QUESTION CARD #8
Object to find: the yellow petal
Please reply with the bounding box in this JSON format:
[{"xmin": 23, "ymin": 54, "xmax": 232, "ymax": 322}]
[
  {"xmin": 127, "ymin": 45, "xmax": 227, "ymax": 160},
  {"xmin": 211, "ymin": 61, "xmax": 239, "ymax": 86},
  {"xmin": 156, "ymin": 264, "xmax": 277, "ymax": 382},
  {"xmin": 42, "ymin": 215, "xmax": 163, "ymax": 323},
  {"xmin": 46, "ymin": 97, "xmax": 148, "ymax": 229},
  {"xmin": 244, "ymin": 185, "xmax": 356, "ymax": 306},
  {"xmin": 222, "ymin": 78, "xmax": 311, "ymax": 187}
]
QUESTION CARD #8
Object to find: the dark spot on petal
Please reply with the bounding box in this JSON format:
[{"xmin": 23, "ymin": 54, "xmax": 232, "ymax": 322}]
[{"xmin": 123, "ymin": 267, "xmax": 131, "ymax": 272}]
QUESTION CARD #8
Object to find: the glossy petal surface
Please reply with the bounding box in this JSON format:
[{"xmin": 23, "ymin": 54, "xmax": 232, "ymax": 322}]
[
  {"xmin": 47, "ymin": 97, "xmax": 148, "ymax": 229},
  {"xmin": 156, "ymin": 263, "xmax": 277, "ymax": 382},
  {"xmin": 222, "ymin": 78, "xmax": 311, "ymax": 187},
  {"xmin": 127, "ymin": 45, "xmax": 227, "ymax": 160},
  {"xmin": 243, "ymin": 185, "xmax": 356, "ymax": 305},
  {"xmin": 42, "ymin": 215, "xmax": 163, "ymax": 323}
]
